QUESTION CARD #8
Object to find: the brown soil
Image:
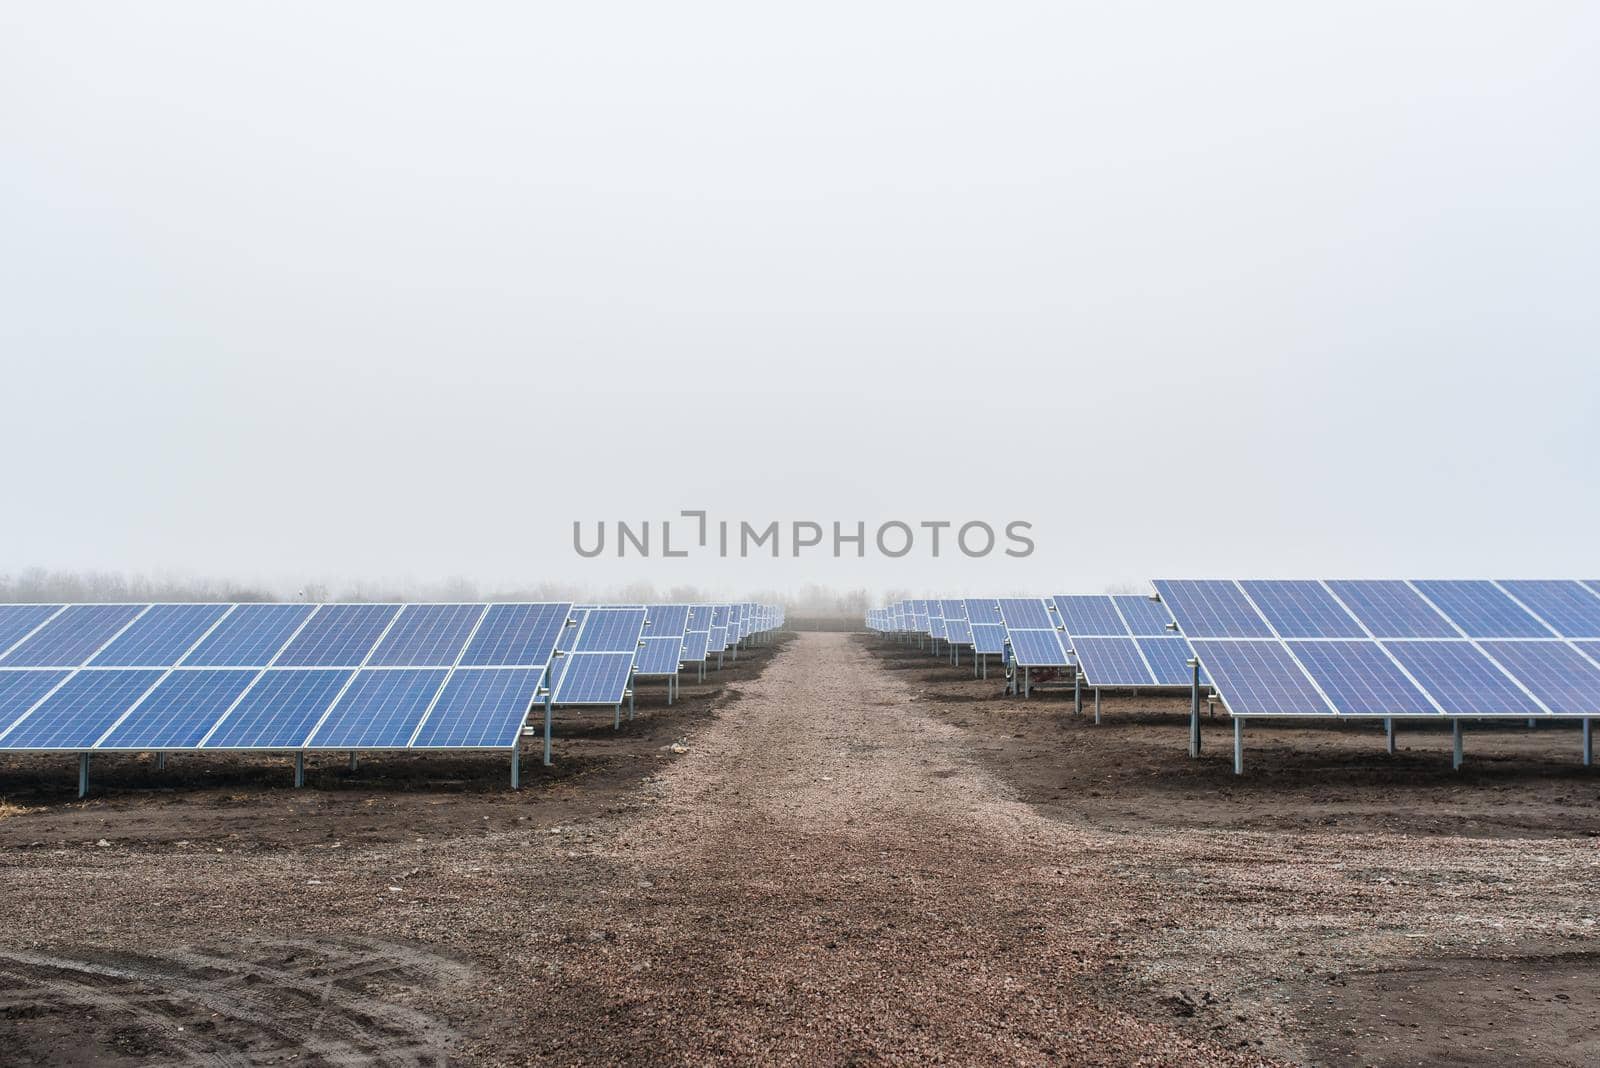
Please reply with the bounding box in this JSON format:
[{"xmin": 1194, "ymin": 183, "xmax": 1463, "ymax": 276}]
[{"xmin": 0, "ymin": 632, "xmax": 1596, "ymax": 1065}]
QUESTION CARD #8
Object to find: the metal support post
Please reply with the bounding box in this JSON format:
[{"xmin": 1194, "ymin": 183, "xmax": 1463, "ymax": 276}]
[
  {"xmin": 1023, "ymin": 666, "xmax": 1030, "ymax": 699},
  {"xmin": 543, "ymin": 696, "xmax": 555, "ymax": 765},
  {"xmin": 1452, "ymin": 720, "xmax": 1463, "ymax": 770},
  {"xmin": 511, "ymin": 745, "xmax": 521, "ymax": 789},
  {"xmin": 156, "ymin": 752, "xmax": 166, "ymax": 770},
  {"xmin": 613, "ymin": 703, "xmax": 621, "ymax": 729},
  {"xmin": 1074, "ymin": 671, "xmax": 1082, "ymax": 715},
  {"xmin": 1584, "ymin": 718, "xmax": 1592, "ymax": 767},
  {"xmin": 1094, "ymin": 687, "xmax": 1101, "ymax": 726},
  {"xmin": 1188, "ymin": 660, "xmax": 1201, "ymax": 758},
  {"xmin": 78, "ymin": 753, "xmax": 89, "ymax": 799},
  {"xmin": 1233, "ymin": 717, "xmax": 1243, "ymax": 775},
  {"xmin": 294, "ymin": 752, "xmax": 305, "ymax": 788},
  {"xmin": 1385, "ymin": 717, "xmax": 1395, "ymax": 755},
  {"xmin": 349, "ymin": 752, "xmax": 358, "ymax": 771}
]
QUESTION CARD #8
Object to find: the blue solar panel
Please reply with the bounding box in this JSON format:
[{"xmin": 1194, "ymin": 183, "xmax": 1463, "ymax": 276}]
[
  {"xmin": 1137, "ymin": 636, "xmax": 1207, "ymax": 686},
  {"xmin": 575, "ymin": 609, "xmax": 646, "ymax": 653},
  {"xmin": 1114, "ymin": 596, "xmax": 1174, "ymax": 637},
  {"xmin": 458, "ymin": 603, "xmax": 569, "ymax": 667},
  {"xmin": 1239, "ymin": 581, "xmax": 1364, "ymax": 639},
  {"xmin": 556, "ymin": 610, "xmax": 587, "ymax": 653},
  {"xmin": 687, "ymin": 606, "xmax": 713, "ymax": 630},
  {"xmin": 1189, "ymin": 640, "xmax": 1329, "ymax": 715},
  {"xmin": 1069, "ymin": 637, "xmax": 1152, "ymax": 686},
  {"xmin": 1153, "ymin": 581, "xmax": 1273, "ymax": 638},
  {"xmin": 0, "ymin": 670, "xmax": 72, "ymax": 737},
  {"xmin": 970, "ymin": 623, "xmax": 1007, "ymax": 655},
  {"xmin": 1577, "ymin": 641, "xmax": 1600, "ymax": 666},
  {"xmin": 89, "ymin": 604, "xmax": 233, "ymax": 666},
  {"xmin": 1007, "ymin": 629, "xmax": 1070, "ymax": 667},
  {"xmin": 708, "ymin": 625, "xmax": 728, "ymax": 651},
  {"xmin": 0, "ymin": 605, "xmax": 64, "ymax": 658},
  {"xmin": 274, "ymin": 604, "xmax": 400, "ymax": 667},
  {"xmin": 203, "ymin": 669, "xmax": 353, "ymax": 748},
  {"xmin": 366, "ymin": 604, "xmax": 486, "ymax": 666},
  {"xmin": 0, "ymin": 604, "xmax": 147, "ymax": 667},
  {"xmin": 1383, "ymin": 641, "xmax": 1541, "ymax": 715},
  {"xmin": 997, "ymin": 599, "xmax": 1053, "ymax": 630},
  {"xmin": 0, "ymin": 669, "xmax": 163, "ymax": 749},
  {"xmin": 305, "ymin": 668, "xmax": 450, "ymax": 748},
  {"xmin": 1411, "ymin": 581, "xmax": 1552, "ymax": 639},
  {"xmin": 1478, "ymin": 642, "xmax": 1600, "ymax": 713},
  {"xmin": 97, "ymin": 669, "xmax": 257, "ymax": 750},
  {"xmin": 1054, "ymin": 596, "xmax": 1126, "ymax": 637},
  {"xmin": 1323, "ymin": 580, "xmax": 1457, "ymax": 638},
  {"xmin": 181, "ymin": 603, "xmax": 316, "ymax": 666},
  {"xmin": 929, "ymin": 614, "xmax": 948, "ymax": 639},
  {"xmin": 944, "ymin": 619, "xmax": 974, "ymax": 645},
  {"xmin": 553, "ymin": 652, "xmax": 634, "ymax": 704},
  {"xmin": 941, "ymin": 600, "xmax": 967, "ymax": 619},
  {"xmin": 681, "ymin": 631, "xmax": 711, "ymax": 662},
  {"xmin": 634, "ymin": 636, "xmax": 683, "ymax": 675},
  {"xmin": 1287, "ymin": 641, "xmax": 1437, "ymax": 715},
  {"xmin": 1496, "ymin": 581, "xmax": 1600, "ymax": 639},
  {"xmin": 646, "ymin": 605, "xmax": 691, "ymax": 636},
  {"xmin": 965, "ymin": 600, "xmax": 1002, "ymax": 625},
  {"xmin": 412, "ymin": 667, "xmax": 543, "ymax": 748}
]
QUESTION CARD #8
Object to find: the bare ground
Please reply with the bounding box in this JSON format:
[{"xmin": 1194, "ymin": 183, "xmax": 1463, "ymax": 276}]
[{"xmin": 1, "ymin": 632, "xmax": 1597, "ymax": 1065}]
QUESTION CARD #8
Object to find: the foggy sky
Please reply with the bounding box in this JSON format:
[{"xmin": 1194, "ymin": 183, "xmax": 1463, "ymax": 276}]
[{"xmin": 3, "ymin": 2, "xmax": 1598, "ymax": 602}]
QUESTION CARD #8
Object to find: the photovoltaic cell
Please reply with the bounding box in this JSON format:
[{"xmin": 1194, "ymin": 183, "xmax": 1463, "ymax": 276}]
[
  {"xmin": 181, "ymin": 603, "xmax": 316, "ymax": 666},
  {"xmin": 553, "ymin": 652, "xmax": 634, "ymax": 704},
  {"xmin": 96, "ymin": 669, "xmax": 257, "ymax": 750},
  {"xmin": 970, "ymin": 624, "xmax": 1007, "ymax": 655},
  {"xmin": 1188, "ymin": 640, "xmax": 1329, "ymax": 715},
  {"xmin": 1069, "ymin": 637, "xmax": 1152, "ymax": 686},
  {"xmin": 687, "ymin": 606, "xmax": 713, "ymax": 630},
  {"xmin": 90, "ymin": 604, "xmax": 233, "ymax": 666},
  {"xmin": 646, "ymin": 605, "xmax": 691, "ymax": 637},
  {"xmin": 0, "ymin": 669, "xmax": 163, "ymax": 749},
  {"xmin": 1053, "ymin": 596, "xmax": 1126, "ymax": 637},
  {"xmin": 412, "ymin": 668, "xmax": 542, "ymax": 748},
  {"xmin": 574, "ymin": 609, "xmax": 647, "ymax": 653},
  {"xmin": 965, "ymin": 600, "xmax": 1002, "ymax": 625},
  {"xmin": 556, "ymin": 611, "xmax": 587, "ymax": 653},
  {"xmin": 680, "ymin": 631, "xmax": 711, "ymax": 662},
  {"xmin": 0, "ymin": 605, "xmax": 64, "ymax": 657},
  {"xmin": 1137, "ymin": 637, "xmax": 1208, "ymax": 686},
  {"xmin": 1411, "ymin": 580, "xmax": 1552, "ymax": 639},
  {"xmin": 1382, "ymin": 641, "xmax": 1541, "ymax": 715},
  {"xmin": 274, "ymin": 604, "xmax": 400, "ymax": 667},
  {"xmin": 366, "ymin": 604, "xmax": 486, "ymax": 666},
  {"xmin": 0, "ymin": 604, "xmax": 147, "ymax": 667},
  {"xmin": 306, "ymin": 669, "xmax": 449, "ymax": 748},
  {"xmin": 1477, "ymin": 641, "xmax": 1600, "ymax": 714},
  {"xmin": 459, "ymin": 603, "xmax": 570, "ymax": 666},
  {"xmin": 1114, "ymin": 596, "xmax": 1175, "ymax": 636},
  {"xmin": 0, "ymin": 671, "xmax": 73, "ymax": 737},
  {"xmin": 997, "ymin": 599, "xmax": 1053, "ymax": 630},
  {"xmin": 708, "ymin": 625, "xmax": 728, "ymax": 651},
  {"xmin": 1323, "ymin": 580, "xmax": 1456, "ymax": 638},
  {"xmin": 1496, "ymin": 581, "xmax": 1600, "ymax": 638},
  {"xmin": 634, "ymin": 636, "xmax": 683, "ymax": 675},
  {"xmin": 1239, "ymin": 581, "xmax": 1364, "ymax": 639},
  {"xmin": 943, "ymin": 619, "xmax": 974, "ymax": 645},
  {"xmin": 1153, "ymin": 581, "xmax": 1273, "ymax": 638},
  {"xmin": 941, "ymin": 600, "xmax": 967, "ymax": 620},
  {"xmin": 203, "ymin": 669, "xmax": 353, "ymax": 748},
  {"xmin": 1007, "ymin": 629, "xmax": 1070, "ymax": 667},
  {"xmin": 1287, "ymin": 641, "xmax": 1437, "ymax": 715}
]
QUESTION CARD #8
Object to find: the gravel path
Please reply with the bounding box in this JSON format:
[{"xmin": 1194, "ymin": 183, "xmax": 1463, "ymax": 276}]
[{"xmin": 510, "ymin": 632, "xmax": 1265, "ymax": 1065}]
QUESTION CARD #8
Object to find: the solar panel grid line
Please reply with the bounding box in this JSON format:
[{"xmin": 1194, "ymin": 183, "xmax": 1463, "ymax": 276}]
[
  {"xmin": 1316, "ymin": 580, "xmax": 1452, "ymax": 713},
  {"xmin": 1151, "ymin": 580, "xmax": 1273, "ymax": 639},
  {"xmin": 403, "ymin": 596, "xmax": 502, "ymax": 748},
  {"xmin": 1227, "ymin": 581, "xmax": 1344, "ymax": 714},
  {"xmin": 0, "ymin": 669, "xmax": 81, "ymax": 745},
  {"xmin": 1401, "ymin": 582, "xmax": 1557, "ymax": 713},
  {"xmin": 1238, "ymin": 580, "xmax": 1366, "ymax": 639},
  {"xmin": 1409, "ymin": 580, "xmax": 1556, "ymax": 639},
  {"xmin": 1477, "ymin": 641, "xmax": 1600, "ymax": 713},
  {"xmin": 8, "ymin": 603, "xmax": 155, "ymax": 669},
  {"xmin": 191, "ymin": 600, "xmax": 330, "ymax": 748},
  {"xmin": 294, "ymin": 603, "xmax": 412, "ymax": 747},
  {"xmin": 0, "ymin": 669, "xmax": 170, "ymax": 750},
  {"xmin": 0, "ymin": 605, "xmax": 159, "ymax": 744},
  {"xmin": 367, "ymin": 603, "xmax": 488, "ymax": 667},
  {"xmin": 1492, "ymin": 580, "xmax": 1600, "ymax": 639},
  {"xmin": 93, "ymin": 669, "xmax": 259, "ymax": 751},
  {"xmin": 87, "ymin": 603, "xmax": 233, "ymax": 668},
  {"xmin": 0, "ymin": 604, "xmax": 70, "ymax": 662},
  {"xmin": 1102, "ymin": 597, "xmax": 1164, "ymax": 682}
]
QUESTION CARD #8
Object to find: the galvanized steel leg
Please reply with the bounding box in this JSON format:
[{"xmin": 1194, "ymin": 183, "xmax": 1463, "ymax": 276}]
[
  {"xmin": 1094, "ymin": 688, "xmax": 1101, "ymax": 725},
  {"xmin": 1584, "ymin": 718, "xmax": 1592, "ymax": 767},
  {"xmin": 1233, "ymin": 717, "xmax": 1243, "ymax": 775},
  {"xmin": 294, "ymin": 752, "xmax": 305, "ymax": 788},
  {"xmin": 543, "ymin": 698, "xmax": 554, "ymax": 765},
  {"xmin": 1189, "ymin": 661, "xmax": 1201, "ymax": 758},
  {"xmin": 1023, "ymin": 666, "xmax": 1030, "ymax": 699},
  {"xmin": 1452, "ymin": 720, "xmax": 1463, "ymax": 770},
  {"xmin": 613, "ymin": 703, "xmax": 621, "ymax": 730},
  {"xmin": 156, "ymin": 752, "xmax": 166, "ymax": 770},
  {"xmin": 78, "ymin": 753, "xmax": 89, "ymax": 799},
  {"xmin": 349, "ymin": 752, "xmax": 357, "ymax": 771},
  {"xmin": 1385, "ymin": 717, "xmax": 1395, "ymax": 755},
  {"xmin": 511, "ymin": 745, "xmax": 521, "ymax": 790},
  {"xmin": 629, "ymin": 687, "xmax": 635, "ymax": 720},
  {"xmin": 1074, "ymin": 671, "xmax": 1082, "ymax": 715}
]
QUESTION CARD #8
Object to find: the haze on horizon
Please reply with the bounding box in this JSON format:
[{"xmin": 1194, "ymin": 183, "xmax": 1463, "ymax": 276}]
[{"xmin": 4, "ymin": 2, "xmax": 1598, "ymax": 603}]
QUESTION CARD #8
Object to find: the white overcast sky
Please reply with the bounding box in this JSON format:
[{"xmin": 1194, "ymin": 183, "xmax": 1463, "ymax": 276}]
[{"xmin": 2, "ymin": 3, "xmax": 1597, "ymax": 601}]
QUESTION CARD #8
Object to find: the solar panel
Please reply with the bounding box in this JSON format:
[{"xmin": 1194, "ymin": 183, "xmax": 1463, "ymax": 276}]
[
  {"xmin": 96, "ymin": 669, "xmax": 258, "ymax": 750},
  {"xmin": 688, "ymin": 606, "xmax": 713, "ymax": 630},
  {"xmin": 941, "ymin": 600, "xmax": 967, "ymax": 620},
  {"xmin": 274, "ymin": 604, "xmax": 401, "ymax": 667},
  {"xmin": 1477, "ymin": 641, "xmax": 1600, "ymax": 713},
  {"xmin": 680, "ymin": 631, "xmax": 711, "ymax": 662},
  {"xmin": 574, "ymin": 608, "xmax": 647, "ymax": 653},
  {"xmin": 305, "ymin": 668, "xmax": 450, "ymax": 748},
  {"xmin": 708, "ymin": 625, "xmax": 728, "ymax": 651},
  {"xmin": 87, "ymin": 603, "xmax": 233, "ymax": 666},
  {"xmin": 1187, "ymin": 640, "xmax": 1330, "ymax": 715},
  {"xmin": 1411, "ymin": 580, "xmax": 1552, "ymax": 638},
  {"xmin": 1007, "ymin": 629, "xmax": 1070, "ymax": 667},
  {"xmin": 202, "ymin": 669, "xmax": 353, "ymax": 748},
  {"xmin": 1152, "ymin": 581, "xmax": 1273, "ymax": 639},
  {"xmin": 412, "ymin": 667, "xmax": 543, "ymax": 748},
  {"xmin": 1069, "ymin": 637, "xmax": 1153, "ymax": 686},
  {"xmin": 634, "ymin": 636, "xmax": 684, "ymax": 676},
  {"xmin": 181, "ymin": 603, "xmax": 317, "ymax": 666},
  {"xmin": 552, "ymin": 652, "xmax": 634, "ymax": 704},
  {"xmin": 970, "ymin": 623, "xmax": 1007, "ymax": 655},
  {"xmin": 1287, "ymin": 641, "xmax": 1438, "ymax": 715},
  {"xmin": 1113, "ymin": 596, "xmax": 1174, "ymax": 636},
  {"xmin": 997, "ymin": 599, "xmax": 1053, "ymax": 630},
  {"xmin": 0, "ymin": 669, "xmax": 163, "ymax": 749},
  {"xmin": 1382, "ymin": 641, "xmax": 1542, "ymax": 715},
  {"xmin": 1239, "ymin": 580, "xmax": 1365, "ymax": 639},
  {"xmin": 366, "ymin": 604, "xmax": 487, "ymax": 667},
  {"xmin": 964, "ymin": 599, "xmax": 1001, "ymax": 623},
  {"xmin": 943, "ymin": 619, "xmax": 974, "ymax": 645},
  {"xmin": 1137, "ymin": 636, "xmax": 1208, "ymax": 686},
  {"xmin": 0, "ymin": 605, "xmax": 65, "ymax": 658},
  {"xmin": 646, "ymin": 605, "xmax": 691, "ymax": 636},
  {"xmin": 459, "ymin": 603, "xmax": 570, "ymax": 666},
  {"xmin": 1053, "ymin": 596, "xmax": 1126, "ymax": 636},
  {"xmin": 1496, "ymin": 580, "xmax": 1600, "ymax": 638},
  {"xmin": 1323, "ymin": 580, "xmax": 1457, "ymax": 638},
  {"xmin": 0, "ymin": 604, "xmax": 148, "ymax": 667},
  {"xmin": 0, "ymin": 670, "xmax": 73, "ymax": 737}
]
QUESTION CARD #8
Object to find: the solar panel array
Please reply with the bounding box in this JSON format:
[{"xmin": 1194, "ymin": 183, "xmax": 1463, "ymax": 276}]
[
  {"xmin": 1154, "ymin": 579, "xmax": 1600, "ymax": 718},
  {"xmin": 1051, "ymin": 594, "xmax": 1208, "ymax": 688}
]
